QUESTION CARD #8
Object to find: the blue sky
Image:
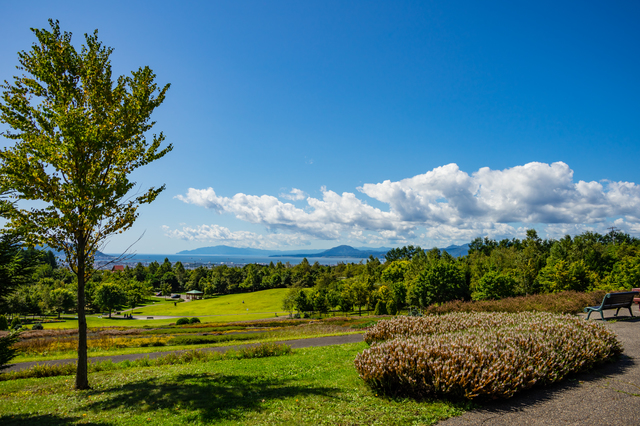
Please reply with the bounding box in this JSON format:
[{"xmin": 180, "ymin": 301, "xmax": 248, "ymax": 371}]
[{"xmin": 1, "ymin": 1, "xmax": 639, "ymax": 254}]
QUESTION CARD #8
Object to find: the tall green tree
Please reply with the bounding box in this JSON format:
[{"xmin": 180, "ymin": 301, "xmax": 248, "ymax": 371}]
[
  {"xmin": 0, "ymin": 20, "xmax": 172, "ymax": 389},
  {"xmin": 0, "ymin": 232, "xmax": 41, "ymax": 314},
  {"xmin": 94, "ymin": 281, "xmax": 125, "ymax": 318},
  {"xmin": 46, "ymin": 287, "xmax": 76, "ymax": 318}
]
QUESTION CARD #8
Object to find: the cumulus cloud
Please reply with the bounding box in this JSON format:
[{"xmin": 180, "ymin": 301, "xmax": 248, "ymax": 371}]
[
  {"xmin": 279, "ymin": 188, "xmax": 308, "ymax": 201},
  {"xmin": 163, "ymin": 224, "xmax": 311, "ymax": 249},
  {"xmin": 175, "ymin": 162, "xmax": 640, "ymax": 245},
  {"xmin": 175, "ymin": 186, "xmax": 402, "ymax": 239}
]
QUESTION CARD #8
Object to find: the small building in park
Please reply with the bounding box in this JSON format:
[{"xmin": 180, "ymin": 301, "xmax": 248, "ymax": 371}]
[
  {"xmin": 111, "ymin": 265, "xmax": 124, "ymax": 272},
  {"xmin": 185, "ymin": 290, "xmax": 203, "ymax": 301}
]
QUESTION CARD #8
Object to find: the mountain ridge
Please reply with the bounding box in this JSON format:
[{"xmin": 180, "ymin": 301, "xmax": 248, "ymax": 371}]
[{"xmin": 177, "ymin": 243, "xmax": 470, "ymax": 258}]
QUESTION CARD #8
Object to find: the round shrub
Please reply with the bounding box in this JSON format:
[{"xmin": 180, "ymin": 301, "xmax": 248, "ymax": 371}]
[
  {"xmin": 386, "ymin": 300, "xmax": 398, "ymax": 316},
  {"xmin": 31, "ymin": 323, "xmax": 44, "ymax": 330},
  {"xmin": 10, "ymin": 317, "xmax": 21, "ymax": 329},
  {"xmin": 189, "ymin": 317, "xmax": 201, "ymax": 324},
  {"xmin": 374, "ymin": 300, "xmax": 388, "ymax": 315},
  {"xmin": 355, "ymin": 312, "xmax": 622, "ymax": 400},
  {"xmin": 175, "ymin": 317, "xmax": 190, "ymax": 325}
]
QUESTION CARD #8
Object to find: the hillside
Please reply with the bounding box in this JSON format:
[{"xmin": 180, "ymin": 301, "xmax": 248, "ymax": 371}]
[
  {"xmin": 133, "ymin": 288, "xmax": 289, "ymax": 317},
  {"xmin": 270, "ymin": 245, "xmax": 387, "ymax": 258}
]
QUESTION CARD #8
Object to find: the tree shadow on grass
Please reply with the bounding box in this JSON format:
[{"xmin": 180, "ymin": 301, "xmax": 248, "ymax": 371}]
[
  {"xmin": 0, "ymin": 413, "xmax": 111, "ymax": 426},
  {"xmin": 83, "ymin": 372, "xmax": 336, "ymax": 423}
]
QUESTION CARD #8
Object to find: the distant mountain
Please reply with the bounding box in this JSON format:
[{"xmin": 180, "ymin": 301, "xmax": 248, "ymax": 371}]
[
  {"xmin": 270, "ymin": 245, "xmax": 387, "ymax": 259},
  {"xmin": 354, "ymin": 246, "xmax": 394, "ymax": 252},
  {"xmin": 271, "ymin": 248, "xmax": 326, "ymax": 256},
  {"xmin": 177, "ymin": 245, "xmax": 273, "ymax": 255},
  {"xmin": 439, "ymin": 244, "xmax": 470, "ymax": 258},
  {"xmin": 176, "ymin": 243, "xmax": 469, "ymax": 259}
]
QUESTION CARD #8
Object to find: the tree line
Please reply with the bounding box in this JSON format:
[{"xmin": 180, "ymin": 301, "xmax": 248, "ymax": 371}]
[{"xmin": 2, "ymin": 228, "xmax": 639, "ymax": 320}]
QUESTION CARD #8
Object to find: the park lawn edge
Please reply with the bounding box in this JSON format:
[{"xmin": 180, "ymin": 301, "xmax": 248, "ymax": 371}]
[
  {"xmin": 11, "ymin": 331, "xmax": 364, "ymax": 363},
  {"xmin": 0, "ymin": 342, "xmax": 467, "ymax": 426}
]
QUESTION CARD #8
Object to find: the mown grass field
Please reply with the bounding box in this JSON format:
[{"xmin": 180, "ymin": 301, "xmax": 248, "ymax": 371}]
[
  {"xmin": 0, "ymin": 342, "xmax": 467, "ymax": 425},
  {"xmin": 33, "ymin": 288, "xmax": 291, "ymax": 330},
  {"xmin": 133, "ymin": 288, "xmax": 289, "ymax": 317}
]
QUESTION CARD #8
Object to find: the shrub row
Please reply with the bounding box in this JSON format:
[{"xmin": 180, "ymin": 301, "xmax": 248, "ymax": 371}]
[
  {"xmin": 0, "ymin": 342, "xmax": 292, "ymax": 381},
  {"xmin": 423, "ymin": 290, "xmax": 607, "ymax": 316},
  {"xmin": 167, "ymin": 332, "xmax": 263, "ymax": 346},
  {"xmin": 176, "ymin": 317, "xmax": 201, "ymax": 325},
  {"xmin": 355, "ymin": 312, "xmax": 621, "ymax": 400}
]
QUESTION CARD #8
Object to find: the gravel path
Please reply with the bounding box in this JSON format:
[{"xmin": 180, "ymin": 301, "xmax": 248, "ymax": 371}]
[{"xmin": 438, "ymin": 306, "xmax": 640, "ymax": 426}]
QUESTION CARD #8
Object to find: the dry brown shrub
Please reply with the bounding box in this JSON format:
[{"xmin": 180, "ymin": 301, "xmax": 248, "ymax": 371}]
[{"xmin": 424, "ymin": 291, "xmax": 607, "ymax": 315}]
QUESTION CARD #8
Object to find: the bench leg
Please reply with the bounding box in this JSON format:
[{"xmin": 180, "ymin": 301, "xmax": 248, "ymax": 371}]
[
  {"xmin": 615, "ymin": 307, "xmax": 621, "ymax": 317},
  {"xmin": 586, "ymin": 310, "xmax": 592, "ymax": 320},
  {"xmin": 629, "ymin": 307, "xmax": 634, "ymax": 317},
  {"xmin": 600, "ymin": 310, "xmax": 605, "ymax": 321}
]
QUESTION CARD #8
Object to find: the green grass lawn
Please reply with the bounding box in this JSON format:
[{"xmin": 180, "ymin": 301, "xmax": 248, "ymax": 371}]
[
  {"xmin": 133, "ymin": 288, "xmax": 289, "ymax": 316},
  {"xmin": 0, "ymin": 342, "xmax": 467, "ymax": 425},
  {"xmin": 23, "ymin": 289, "xmax": 378, "ymax": 330}
]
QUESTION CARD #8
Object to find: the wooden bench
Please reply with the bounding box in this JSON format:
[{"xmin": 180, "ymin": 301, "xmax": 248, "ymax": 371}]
[
  {"xmin": 584, "ymin": 291, "xmax": 639, "ymax": 320},
  {"xmin": 632, "ymin": 288, "xmax": 640, "ymax": 308}
]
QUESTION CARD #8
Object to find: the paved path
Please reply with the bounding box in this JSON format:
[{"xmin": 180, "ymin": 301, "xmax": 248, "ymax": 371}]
[
  {"xmin": 3, "ymin": 334, "xmax": 365, "ymax": 373},
  {"xmin": 438, "ymin": 306, "xmax": 640, "ymax": 426}
]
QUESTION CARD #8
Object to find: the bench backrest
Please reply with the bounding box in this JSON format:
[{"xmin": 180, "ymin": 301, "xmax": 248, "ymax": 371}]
[{"xmin": 600, "ymin": 291, "xmax": 639, "ymax": 309}]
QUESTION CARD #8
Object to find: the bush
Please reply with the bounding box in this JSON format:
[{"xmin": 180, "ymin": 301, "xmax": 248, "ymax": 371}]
[
  {"xmin": 386, "ymin": 300, "xmax": 398, "ymax": 316},
  {"xmin": 176, "ymin": 317, "xmax": 190, "ymax": 325},
  {"xmin": 0, "ymin": 316, "xmax": 7, "ymax": 331},
  {"xmin": 355, "ymin": 312, "xmax": 621, "ymax": 400},
  {"xmin": 471, "ymin": 271, "xmax": 516, "ymax": 301},
  {"xmin": 167, "ymin": 332, "xmax": 262, "ymax": 346},
  {"xmin": 10, "ymin": 318, "xmax": 21, "ymax": 329},
  {"xmin": 424, "ymin": 290, "xmax": 607, "ymax": 315},
  {"xmin": 189, "ymin": 317, "xmax": 201, "ymax": 324},
  {"xmin": 237, "ymin": 342, "xmax": 292, "ymax": 359},
  {"xmin": 374, "ymin": 300, "xmax": 388, "ymax": 315},
  {"xmin": 31, "ymin": 323, "xmax": 43, "ymax": 330}
]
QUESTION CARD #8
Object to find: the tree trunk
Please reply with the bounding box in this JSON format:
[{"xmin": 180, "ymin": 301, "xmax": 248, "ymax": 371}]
[{"xmin": 75, "ymin": 238, "xmax": 90, "ymax": 390}]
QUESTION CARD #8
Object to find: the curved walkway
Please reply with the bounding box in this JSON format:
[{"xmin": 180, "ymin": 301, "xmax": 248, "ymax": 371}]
[
  {"xmin": 3, "ymin": 334, "xmax": 364, "ymax": 373},
  {"xmin": 438, "ymin": 306, "xmax": 640, "ymax": 426}
]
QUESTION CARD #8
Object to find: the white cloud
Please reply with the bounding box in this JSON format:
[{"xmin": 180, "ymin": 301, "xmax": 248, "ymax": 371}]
[
  {"xmin": 279, "ymin": 188, "xmax": 308, "ymax": 201},
  {"xmin": 176, "ymin": 162, "xmax": 640, "ymax": 245},
  {"xmin": 163, "ymin": 224, "xmax": 311, "ymax": 249}
]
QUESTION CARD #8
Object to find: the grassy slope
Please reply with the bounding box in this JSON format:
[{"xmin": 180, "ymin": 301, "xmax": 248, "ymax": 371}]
[
  {"xmin": 37, "ymin": 289, "xmax": 290, "ymax": 329},
  {"xmin": 0, "ymin": 343, "xmax": 465, "ymax": 425},
  {"xmin": 132, "ymin": 288, "xmax": 289, "ymax": 316}
]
